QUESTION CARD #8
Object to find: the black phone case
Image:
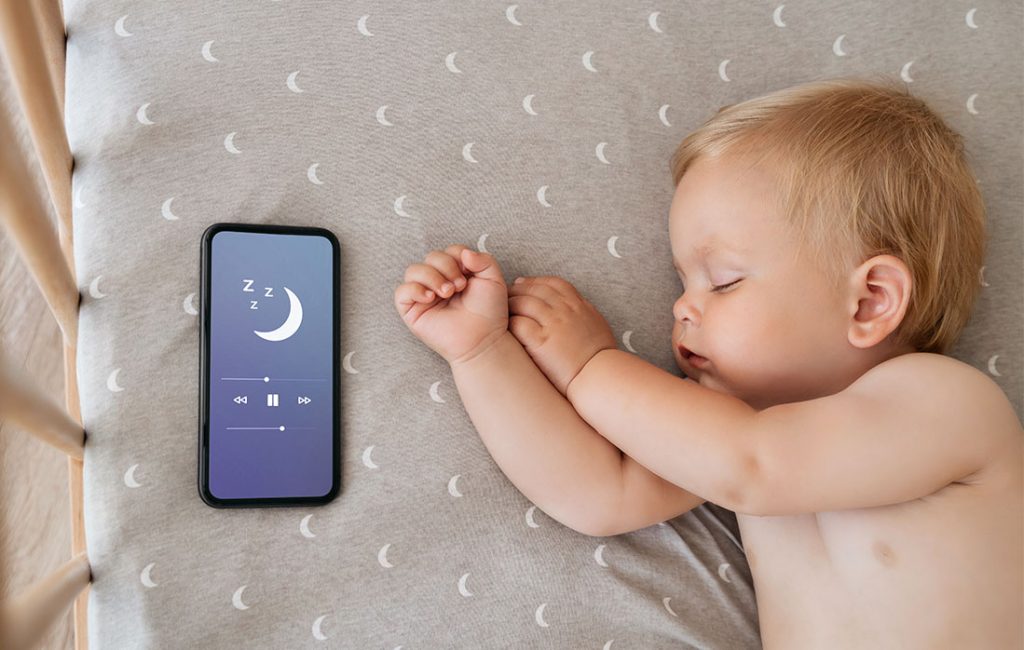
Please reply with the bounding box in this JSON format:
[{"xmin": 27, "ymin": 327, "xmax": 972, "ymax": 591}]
[{"xmin": 198, "ymin": 222, "xmax": 342, "ymax": 508}]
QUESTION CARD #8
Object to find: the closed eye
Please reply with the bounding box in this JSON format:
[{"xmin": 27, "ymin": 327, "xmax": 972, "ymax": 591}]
[{"xmin": 712, "ymin": 279, "xmax": 741, "ymax": 293}]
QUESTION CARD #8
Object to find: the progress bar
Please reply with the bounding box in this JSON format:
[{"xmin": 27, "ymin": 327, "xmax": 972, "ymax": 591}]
[
  {"xmin": 225, "ymin": 426, "xmax": 316, "ymax": 431},
  {"xmin": 221, "ymin": 376, "xmax": 326, "ymax": 382}
]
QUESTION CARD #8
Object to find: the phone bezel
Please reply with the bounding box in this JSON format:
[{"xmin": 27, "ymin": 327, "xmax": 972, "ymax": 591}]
[{"xmin": 198, "ymin": 222, "xmax": 342, "ymax": 508}]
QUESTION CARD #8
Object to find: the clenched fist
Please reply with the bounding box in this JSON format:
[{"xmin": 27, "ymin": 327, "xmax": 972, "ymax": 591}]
[{"xmin": 394, "ymin": 244, "xmax": 510, "ymax": 366}]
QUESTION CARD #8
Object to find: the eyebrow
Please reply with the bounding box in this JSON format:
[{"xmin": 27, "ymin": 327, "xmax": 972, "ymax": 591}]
[{"xmin": 672, "ymin": 241, "xmax": 745, "ymax": 275}]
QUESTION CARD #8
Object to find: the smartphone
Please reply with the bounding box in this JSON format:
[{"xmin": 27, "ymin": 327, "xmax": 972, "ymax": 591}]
[{"xmin": 198, "ymin": 223, "xmax": 341, "ymax": 507}]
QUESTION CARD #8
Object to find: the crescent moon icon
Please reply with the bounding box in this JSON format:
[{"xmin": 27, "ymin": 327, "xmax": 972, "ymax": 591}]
[
  {"xmin": 445, "ymin": 52, "xmax": 463, "ymax": 74},
  {"xmin": 535, "ymin": 603, "xmax": 550, "ymax": 627},
  {"xmin": 900, "ymin": 61, "xmax": 915, "ymax": 83},
  {"xmin": 607, "ymin": 235, "xmax": 622, "ymax": 258},
  {"xmin": 161, "ymin": 197, "xmax": 179, "ymax": 220},
  {"xmin": 429, "ymin": 380, "xmax": 446, "ymax": 403},
  {"xmin": 312, "ymin": 615, "xmax": 329, "ymax": 640},
  {"xmin": 362, "ymin": 445, "xmax": 379, "ymax": 469},
  {"xmin": 648, "ymin": 12, "xmax": 663, "ymax": 33},
  {"xmin": 462, "ymin": 142, "xmax": 478, "ymax": 164},
  {"xmin": 107, "ymin": 368, "xmax": 125, "ymax": 392},
  {"xmin": 254, "ymin": 287, "xmax": 303, "ymax": 342},
  {"xmin": 594, "ymin": 544, "xmax": 609, "ymax": 567},
  {"xmin": 448, "ymin": 474, "xmax": 464, "ymax": 498},
  {"xmin": 476, "ymin": 233, "xmax": 489, "ymax": 253},
  {"xmin": 224, "ymin": 132, "xmax": 241, "ymax": 154},
  {"xmin": 140, "ymin": 563, "xmax": 157, "ymax": 588},
  {"xmin": 393, "ymin": 195, "xmax": 411, "ymax": 218},
  {"xmin": 603, "ymin": 642, "xmax": 614, "ymax": 650},
  {"xmin": 536, "ymin": 185, "xmax": 551, "ymax": 207},
  {"xmin": 582, "ymin": 50, "xmax": 598, "ymax": 72},
  {"xmin": 718, "ymin": 562, "xmax": 733, "ymax": 583},
  {"xmin": 357, "ymin": 15, "xmax": 373, "ymax": 37},
  {"xmin": 201, "ymin": 40, "xmax": 218, "ymax": 62},
  {"xmin": 377, "ymin": 543, "xmax": 394, "ymax": 568},
  {"xmin": 522, "ymin": 94, "xmax": 538, "ymax": 116},
  {"xmin": 376, "ymin": 105, "xmax": 393, "ymax": 126},
  {"xmin": 966, "ymin": 93, "xmax": 979, "ymax": 115},
  {"xmin": 183, "ymin": 293, "xmax": 198, "ymax": 315},
  {"xmin": 343, "ymin": 351, "xmax": 359, "ymax": 374},
  {"xmin": 718, "ymin": 59, "xmax": 731, "ymax": 82},
  {"xmin": 772, "ymin": 5, "xmax": 786, "ymax": 27},
  {"xmin": 115, "ymin": 15, "xmax": 132, "ymax": 37},
  {"xmin": 307, "ymin": 163, "xmax": 324, "ymax": 185},
  {"xmin": 89, "ymin": 276, "xmax": 106, "ymax": 299},
  {"xmin": 662, "ymin": 597, "xmax": 678, "ymax": 617},
  {"xmin": 300, "ymin": 514, "xmax": 316, "ymax": 538},
  {"xmin": 832, "ymin": 34, "xmax": 847, "ymax": 57},
  {"xmin": 622, "ymin": 330, "xmax": 637, "ymax": 353},
  {"xmin": 136, "ymin": 103, "xmax": 154, "ymax": 125},
  {"xmin": 74, "ymin": 185, "xmax": 86, "ymax": 208},
  {"xmin": 525, "ymin": 506, "xmax": 541, "ymax": 528},
  {"xmin": 658, "ymin": 104, "xmax": 671, "ymax": 127},
  {"xmin": 987, "ymin": 354, "xmax": 1002, "ymax": 377},
  {"xmin": 979, "ymin": 266, "xmax": 989, "ymax": 287},
  {"xmin": 458, "ymin": 573, "xmax": 473, "ymax": 597},
  {"xmin": 124, "ymin": 464, "xmax": 142, "ymax": 488},
  {"xmin": 596, "ymin": 142, "xmax": 610, "ymax": 164},
  {"xmin": 232, "ymin": 586, "xmax": 250, "ymax": 610},
  {"xmin": 506, "ymin": 5, "xmax": 523, "ymax": 26},
  {"xmin": 965, "ymin": 8, "xmax": 978, "ymax": 29},
  {"xmin": 287, "ymin": 71, "xmax": 304, "ymax": 94}
]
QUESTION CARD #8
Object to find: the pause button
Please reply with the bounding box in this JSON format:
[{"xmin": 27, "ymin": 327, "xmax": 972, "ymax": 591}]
[{"xmin": 266, "ymin": 393, "xmax": 279, "ymax": 407}]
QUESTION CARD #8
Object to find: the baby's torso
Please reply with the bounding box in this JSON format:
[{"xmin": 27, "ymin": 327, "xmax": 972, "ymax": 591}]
[{"xmin": 738, "ymin": 452, "xmax": 1023, "ymax": 649}]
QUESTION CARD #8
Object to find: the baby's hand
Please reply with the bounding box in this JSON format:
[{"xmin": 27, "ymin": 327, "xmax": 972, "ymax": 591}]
[
  {"xmin": 394, "ymin": 245, "xmax": 509, "ymax": 366},
  {"xmin": 508, "ymin": 276, "xmax": 617, "ymax": 395}
]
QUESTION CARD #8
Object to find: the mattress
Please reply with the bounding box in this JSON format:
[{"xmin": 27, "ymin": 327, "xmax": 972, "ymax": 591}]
[{"xmin": 63, "ymin": 0, "xmax": 1022, "ymax": 647}]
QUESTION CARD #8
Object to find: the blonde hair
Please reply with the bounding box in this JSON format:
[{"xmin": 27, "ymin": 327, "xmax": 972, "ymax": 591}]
[{"xmin": 670, "ymin": 75, "xmax": 987, "ymax": 355}]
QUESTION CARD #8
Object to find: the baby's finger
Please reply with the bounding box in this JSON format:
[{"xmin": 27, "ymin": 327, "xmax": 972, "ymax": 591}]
[
  {"xmin": 404, "ymin": 263, "xmax": 459, "ymax": 298},
  {"xmin": 509, "ymin": 315, "xmax": 542, "ymax": 345},
  {"xmin": 509, "ymin": 279, "xmax": 561, "ymax": 308},
  {"xmin": 508, "ymin": 295, "xmax": 550, "ymax": 320},
  {"xmin": 443, "ymin": 244, "xmax": 473, "ymax": 275},
  {"xmin": 424, "ymin": 250, "xmax": 467, "ymax": 289},
  {"xmin": 526, "ymin": 275, "xmax": 581, "ymax": 300},
  {"xmin": 394, "ymin": 282, "xmax": 436, "ymax": 311}
]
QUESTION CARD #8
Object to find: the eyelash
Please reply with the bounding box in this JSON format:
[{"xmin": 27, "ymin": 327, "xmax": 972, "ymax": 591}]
[{"xmin": 679, "ymin": 279, "xmax": 741, "ymax": 293}]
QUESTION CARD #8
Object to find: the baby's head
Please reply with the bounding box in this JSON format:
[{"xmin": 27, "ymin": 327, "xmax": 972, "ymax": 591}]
[{"xmin": 667, "ymin": 76, "xmax": 986, "ymax": 410}]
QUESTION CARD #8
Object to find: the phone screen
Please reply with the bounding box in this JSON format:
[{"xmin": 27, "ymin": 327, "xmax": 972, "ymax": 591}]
[{"xmin": 200, "ymin": 224, "xmax": 340, "ymax": 506}]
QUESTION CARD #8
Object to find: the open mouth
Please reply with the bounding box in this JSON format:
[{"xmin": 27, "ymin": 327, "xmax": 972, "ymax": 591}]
[{"xmin": 678, "ymin": 344, "xmax": 710, "ymax": 368}]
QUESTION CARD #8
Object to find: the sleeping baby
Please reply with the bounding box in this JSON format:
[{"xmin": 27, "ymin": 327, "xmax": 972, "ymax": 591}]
[{"xmin": 393, "ymin": 77, "xmax": 1023, "ymax": 647}]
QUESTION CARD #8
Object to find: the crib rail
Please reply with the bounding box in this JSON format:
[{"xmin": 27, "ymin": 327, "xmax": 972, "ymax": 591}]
[{"xmin": 0, "ymin": 1, "xmax": 89, "ymax": 649}]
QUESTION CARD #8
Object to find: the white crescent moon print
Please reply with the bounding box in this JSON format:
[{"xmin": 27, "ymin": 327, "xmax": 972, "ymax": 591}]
[{"xmin": 254, "ymin": 287, "xmax": 303, "ymax": 341}]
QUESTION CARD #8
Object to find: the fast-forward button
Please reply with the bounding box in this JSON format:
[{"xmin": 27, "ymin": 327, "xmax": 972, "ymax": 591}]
[{"xmin": 298, "ymin": 396, "xmax": 311, "ymax": 405}]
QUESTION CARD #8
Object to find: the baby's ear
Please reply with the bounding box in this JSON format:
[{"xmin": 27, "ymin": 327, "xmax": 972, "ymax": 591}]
[{"xmin": 846, "ymin": 255, "xmax": 912, "ymax": 349}]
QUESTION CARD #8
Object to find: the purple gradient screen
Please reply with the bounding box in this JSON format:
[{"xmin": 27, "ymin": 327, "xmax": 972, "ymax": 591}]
[{"xmin": 207, "ymin": 230, "xmax": 334, "ymax": 499}]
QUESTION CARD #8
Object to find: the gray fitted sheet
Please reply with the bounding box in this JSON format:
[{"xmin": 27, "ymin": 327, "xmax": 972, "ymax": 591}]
[{"xmin": 64, "ymin": 0, "xmax": 1022, "ymax": 647}]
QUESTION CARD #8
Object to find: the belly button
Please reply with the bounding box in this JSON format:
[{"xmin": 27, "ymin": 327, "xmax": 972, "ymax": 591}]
[{"xmin": 872, "ymin": 540, "xmax": 898, "ymax": 567}]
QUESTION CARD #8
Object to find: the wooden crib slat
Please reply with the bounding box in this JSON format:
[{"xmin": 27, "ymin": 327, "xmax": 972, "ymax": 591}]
[
  {"xmin": 0, "ymin": 0, "xmax": 73, "ymax": 238},
  {"xmin": 33, "ymin": 0, "xmax": 66, "ymax": 119},
  {"xmin": 0, "ymin": 354, "xmax": 85, "ymax": 460},
  {"xmin": 0, "ymin": 96, "xmax": 79, "ymax": 346},
  {"xmin": 0, "ymin": 552, "xmax": 91, "ymax": 650}
]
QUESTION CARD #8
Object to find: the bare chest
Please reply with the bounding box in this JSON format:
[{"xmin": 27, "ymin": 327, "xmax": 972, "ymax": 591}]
[{"xmin": 735, "ymin": 479, "xmax": 1022, "ymax": 648}]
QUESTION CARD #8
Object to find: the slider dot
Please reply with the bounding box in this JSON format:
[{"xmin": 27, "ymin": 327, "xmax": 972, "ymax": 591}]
[{"xmin": 279, "ymin": 426, "xmax": 285, "ymax": 431}]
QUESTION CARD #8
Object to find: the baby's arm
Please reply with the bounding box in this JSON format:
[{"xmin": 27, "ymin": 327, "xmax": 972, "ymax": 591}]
[
  {"xmin": 566, "ymin": 349, "xmax": 1016, "ymax": 516},
  {"xmin": 450, "ymin": 331, "xmax": 705, "ymax": 536}
]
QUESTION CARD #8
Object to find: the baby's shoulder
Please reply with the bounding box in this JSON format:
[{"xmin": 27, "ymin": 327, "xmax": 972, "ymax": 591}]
[{"xmin": 860, "ymin": 352, "xmax": 1022, "ymax": 445}]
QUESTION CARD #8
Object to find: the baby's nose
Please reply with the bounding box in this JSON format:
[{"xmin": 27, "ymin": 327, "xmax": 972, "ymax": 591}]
[{"xmin": 673, "ymin": 294, "xmax": 699, "ymax": 326}]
